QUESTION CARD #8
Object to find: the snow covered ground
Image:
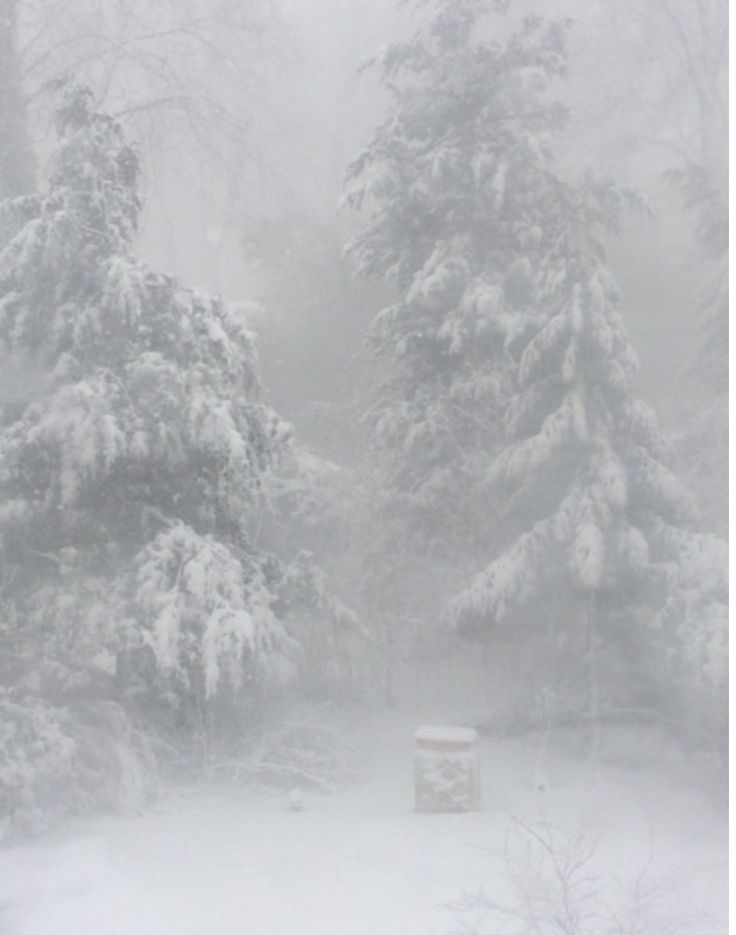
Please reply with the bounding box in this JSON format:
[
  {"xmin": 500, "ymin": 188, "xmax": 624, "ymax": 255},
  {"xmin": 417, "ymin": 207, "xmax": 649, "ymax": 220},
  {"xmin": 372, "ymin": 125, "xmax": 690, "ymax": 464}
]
[{"xmin": 0, "ymin": 712, "xmax": 727, "ymax": 935}]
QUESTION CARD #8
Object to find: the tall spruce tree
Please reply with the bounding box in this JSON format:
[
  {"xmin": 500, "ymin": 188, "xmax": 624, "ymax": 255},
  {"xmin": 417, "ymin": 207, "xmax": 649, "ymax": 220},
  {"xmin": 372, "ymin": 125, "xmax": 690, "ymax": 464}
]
[{"xmin": 348, "ymin": 0, "xmax": 726, "ymax": 737}]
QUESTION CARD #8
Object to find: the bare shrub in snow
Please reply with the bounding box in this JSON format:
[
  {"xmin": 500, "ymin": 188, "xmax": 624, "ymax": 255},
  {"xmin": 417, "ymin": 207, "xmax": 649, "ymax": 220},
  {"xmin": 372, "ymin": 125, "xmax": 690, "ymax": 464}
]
[
  {"xmin": 213, "ymin": 705, "xmax": 355, "ymax": 794},
  {"xmin": 449, "ymin": 817, "xmax": 715, "ymax": 935}
]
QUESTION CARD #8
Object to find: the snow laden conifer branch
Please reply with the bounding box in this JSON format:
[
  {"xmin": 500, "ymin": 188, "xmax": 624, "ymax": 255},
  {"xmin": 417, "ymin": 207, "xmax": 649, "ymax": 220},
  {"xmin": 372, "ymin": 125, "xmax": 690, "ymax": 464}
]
[{"xmin": 130, "ymin": 524, "xmax": 291, "ymax": 700}]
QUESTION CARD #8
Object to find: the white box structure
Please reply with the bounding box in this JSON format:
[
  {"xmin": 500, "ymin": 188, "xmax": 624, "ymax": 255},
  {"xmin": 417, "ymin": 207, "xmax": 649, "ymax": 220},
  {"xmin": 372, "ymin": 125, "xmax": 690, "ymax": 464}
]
[{"xmin": 414, "ymin": 726, "xmax": 481, "ymax": 813}]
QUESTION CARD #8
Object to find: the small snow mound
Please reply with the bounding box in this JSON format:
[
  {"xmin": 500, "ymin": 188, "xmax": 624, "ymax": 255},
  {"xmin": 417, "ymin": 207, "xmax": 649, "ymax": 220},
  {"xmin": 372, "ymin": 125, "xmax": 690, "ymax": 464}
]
[
  {"xmin": 529, "ymin": 766, "xmax": 550, "ymax": 793},
  {"xmin": 288, "ymin": 788, "xmax": 304, "ymax": 812}
]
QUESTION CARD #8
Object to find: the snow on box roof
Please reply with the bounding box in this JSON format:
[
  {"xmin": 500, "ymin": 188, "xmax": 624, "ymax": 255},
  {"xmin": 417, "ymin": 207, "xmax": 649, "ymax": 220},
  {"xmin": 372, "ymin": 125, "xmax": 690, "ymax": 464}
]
[{"xmin": 414, "ymin": 726, "xmax": 477, "ymax": 744}]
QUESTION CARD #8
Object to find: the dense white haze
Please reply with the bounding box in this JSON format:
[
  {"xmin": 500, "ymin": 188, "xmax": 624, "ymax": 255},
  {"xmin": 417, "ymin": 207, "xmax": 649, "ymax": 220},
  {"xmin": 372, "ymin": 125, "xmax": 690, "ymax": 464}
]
[
  {"xmin": 0, "ymin": 1, "xmax": 727, "ymax": 933},
  {"xmin": 129, "ymin": 0, "xmax": 717, "ymax": 429}
]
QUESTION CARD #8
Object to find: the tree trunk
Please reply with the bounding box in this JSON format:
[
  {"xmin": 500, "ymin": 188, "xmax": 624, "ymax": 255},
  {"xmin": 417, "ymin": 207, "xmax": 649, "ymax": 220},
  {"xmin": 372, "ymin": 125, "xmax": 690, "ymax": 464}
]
[
  {"xmin": 382, "ymin": 614, "xmax": 396, "ymax": 708},
  {"xmin": 0, "ymin": 0, "xmax": 35, "ymax": 201},
  {"xmin": 587, "ymin": 589, "xmax": 601, "ymax": 760}
]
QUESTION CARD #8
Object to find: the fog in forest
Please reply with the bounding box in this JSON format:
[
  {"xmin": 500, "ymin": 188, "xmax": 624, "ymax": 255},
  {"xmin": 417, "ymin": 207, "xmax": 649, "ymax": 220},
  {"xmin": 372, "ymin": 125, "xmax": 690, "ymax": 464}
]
[{"xmin": 0, "ymin": 1, "xmax": 728, "ymax": 933}]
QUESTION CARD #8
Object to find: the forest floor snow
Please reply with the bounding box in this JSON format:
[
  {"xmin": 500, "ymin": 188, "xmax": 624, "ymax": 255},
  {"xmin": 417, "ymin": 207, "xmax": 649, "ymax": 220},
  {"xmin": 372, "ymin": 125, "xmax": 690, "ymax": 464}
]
[{"xmin": 0, "ymin": 710, "xmax": 727, "ymax": 935}]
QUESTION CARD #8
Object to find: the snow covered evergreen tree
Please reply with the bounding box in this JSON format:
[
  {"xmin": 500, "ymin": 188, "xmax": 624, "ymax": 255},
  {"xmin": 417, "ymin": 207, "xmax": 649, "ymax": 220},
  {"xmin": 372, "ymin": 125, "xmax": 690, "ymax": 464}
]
[
  {"xmin": 348, "ymin": 1, "xmax": 726, "ymax": 738},
  {"xmin": 0, "ymin": 86, "xmax": 333, "ymax": 824}
]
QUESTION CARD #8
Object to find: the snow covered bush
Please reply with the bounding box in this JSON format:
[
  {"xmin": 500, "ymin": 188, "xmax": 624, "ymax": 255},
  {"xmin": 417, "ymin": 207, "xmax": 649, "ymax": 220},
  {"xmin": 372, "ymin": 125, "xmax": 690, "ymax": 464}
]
[
  {"xmin": 64, "ymin": 700, "xmax": 158, "ymax": 815},
  {"xmin": 0, "ymin": 691, "xmax": 75, "ymax": 839},
  {"xmin": 0, "ymin": 691, "xmax": 154, "ymax": 839}
]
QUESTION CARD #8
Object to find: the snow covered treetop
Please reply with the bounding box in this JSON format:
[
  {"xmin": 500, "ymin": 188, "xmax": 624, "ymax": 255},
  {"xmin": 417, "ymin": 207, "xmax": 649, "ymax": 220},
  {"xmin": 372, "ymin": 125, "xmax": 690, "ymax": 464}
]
[
  {"xmin": 0, "ymin": 83, "xmax": 147, "ymax": 361},
  {"xmin": 50, "ymin": 82, "xmax": 141, "ymax": 254}
]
